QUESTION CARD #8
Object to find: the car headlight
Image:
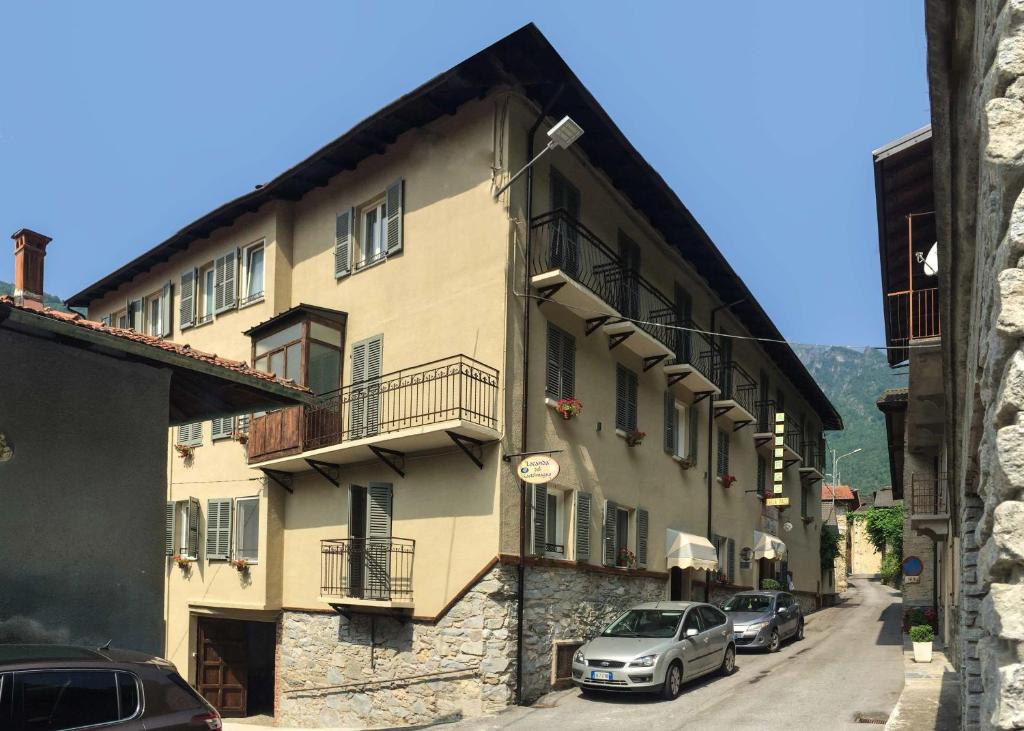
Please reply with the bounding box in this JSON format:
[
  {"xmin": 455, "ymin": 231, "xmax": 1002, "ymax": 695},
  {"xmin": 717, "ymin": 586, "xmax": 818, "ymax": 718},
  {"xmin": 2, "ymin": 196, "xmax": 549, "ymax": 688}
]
[
  {"xmin": 574, "ymin": 648, "xmax": 586, "ymax": 664},
  {"xmin": 746, "ymin": 621, "xmax": 770, "ymax": 633},
  {"xmin": 630, "ymin": 654, "xmax": 658, "ymax": 667}
]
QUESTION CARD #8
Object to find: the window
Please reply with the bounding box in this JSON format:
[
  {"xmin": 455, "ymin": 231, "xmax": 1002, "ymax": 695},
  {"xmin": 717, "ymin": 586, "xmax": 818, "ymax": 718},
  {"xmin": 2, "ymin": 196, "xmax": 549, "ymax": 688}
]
[
  {"xmin": 615, "ymin": 364, "xmax": 638, "ymax": 432},
  {"xmin": 545, "ymin": 324, "xmax": 575, "ymax": 400},
  {"xmin": 176, "ymin": 422, "xmax": 202, "ymax": 447},
  {"xmin": 615, "ymin": 507, "xmax": 630, "ymax": 560},
  {"xmin": 147, "ymin": 293, "xmax": 162, "ymax": 336},
  {"xmin": 251, "ymin": 317, "xmax": 344, "ymax": 394},
  {"xmin": 198, "ymin": 264, "xmax": 215, "ymax": 325},
  {"xmin": 166, "ymin": 497, "xmax": 200, "ymax": 559},
  {"xmin": 19, "ymin": 669, "xmax": 140, "ymax": 729},
  {"xmin": 697, "ymin": 605, "xmax": 727, "ymax": 629},
  {"xmin": 206, "ymin": 499, "xmax": 232, "ymax": 560},
  {"xmin": 618, "ymin": 232, "xmax": 641, "ymax": 319},
  {"xmin": 114, "ymin": 309, "xmax": 128, "ymax": 329},
  {"xmin": 234, "ymin": 497, "xmax": 259, "ymax": 563},
  {"xmin": 574, "ymin": 491, "xmax": 592, "ymax": 561},
  {"xmin": 533, "ymin": 486, "xmax": 565, "ymax": 556},
  {"xmin": 211, "ymin": 416, "xmax": 235, "ymax": 441},
  {"xmin": 757, "ymin": 456, "xmax": 767, "ymax": 496},
  {"xmin": 348, "ymin": 179, "xmax": 404, "ymax": 275},
  {"xmin": 664, "ymin": 394, "xmax": 689, "ymax": 458},
  {"xmin": 126, "ymin": 298, "xmax": 144, "ymax": 332},
  {"xmin": 241, "ymin": 242, "xmax": 265, "ymax": 306},
  {"xmin": 716, "ymin": 429, "xmax": 730, "ymax": 477},
  {"xmin": 359, "ymin": 199, "xmax": 388, "ymax": 269},
  {"xmin": 682, "ymin": 609, "xmax": 703, "ymax": 636}
]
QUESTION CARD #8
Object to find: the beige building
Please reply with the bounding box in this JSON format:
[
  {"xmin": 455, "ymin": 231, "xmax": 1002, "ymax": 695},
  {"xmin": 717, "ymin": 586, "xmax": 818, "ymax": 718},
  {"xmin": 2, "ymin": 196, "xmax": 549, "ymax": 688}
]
[
  {"xmin": 821, "ymin": 484, "xmax": 860, "ymax": 590},
  {"xmin": 68, "ymin": 25, "xmax": 841, "ymax": 725}
]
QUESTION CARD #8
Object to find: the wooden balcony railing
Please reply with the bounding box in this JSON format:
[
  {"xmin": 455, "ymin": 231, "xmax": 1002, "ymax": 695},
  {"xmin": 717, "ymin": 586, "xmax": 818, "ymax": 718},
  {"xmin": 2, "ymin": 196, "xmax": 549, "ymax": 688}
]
[
  {"xmin": 321, "ymin": 537, "xmax": 415, "ymax": 602},
  {"xmin": 910, "ymin": 473, "xmax": 949, "ymax": 516},
  {"xmin": 247, "ymin": 355, "xmax": 499, "ymax": 464},
  {"xmin": 886, "ymin": 288, "xmax": 940, "ymax": 363}
]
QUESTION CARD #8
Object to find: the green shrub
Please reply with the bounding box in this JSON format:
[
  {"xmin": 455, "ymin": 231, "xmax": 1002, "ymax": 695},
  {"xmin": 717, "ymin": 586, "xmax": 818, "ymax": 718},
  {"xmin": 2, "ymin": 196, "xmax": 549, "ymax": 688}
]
[
  {"xmin": 879, "ymin": 552, "xmax": 901, "ymax": 586},
  {"xmin": 761, "ymin": 578, "xmax": 781, "ymax": 590},
  {"xmin": 910, "ymin": 624, "xmax": 934, "ymax": 643}
]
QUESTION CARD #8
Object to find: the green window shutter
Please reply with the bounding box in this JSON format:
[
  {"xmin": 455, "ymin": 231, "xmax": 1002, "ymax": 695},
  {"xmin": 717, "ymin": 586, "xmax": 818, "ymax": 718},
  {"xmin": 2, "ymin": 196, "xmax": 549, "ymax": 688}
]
[
  {"xmin": 616, "ymin": 365, "xmax": 637, "ymax": 431},
  {"xmin": 636, "ymin": 507, "xmax": 649, "ymax": 568},
  {"xmin": 160, "ymin": 281, "xmax": 173, "ymax": 337},
  {"xmin": 716, "ymin": 429, "xmax": 729, "ymax": 477},
  {"xmin": 206, "ymin": 499, "xmax": 232, "ymax": 560},
  {"xmin": 688, "ymin": 404, "xmax": 699, "ymax": 463},
  {"xmin": 533, "ymin": 484, "xmax": 547, "ymax": 555},
  {"xmin": 165, "ymin": 502, "xmax": 175, "ymax": 557},
  {"xmin": 180, "ymin": 269, "xmax": 195, "ymax": 329},
  {"xmin": 545, "ymin": 325, "xmax": 562, "ymax": 398},
  {"xmin": 574, "ymin": 491, "xmax": 592, "ymax": 561},
  {"xmin": 367, "ymin": 483, "xmax": 393, "ymax": 538},
  {"xmin": 211, "ymin": 416, "xmax": 235, "ymax": 441},
  {"xmin": 187, "ymin": 497, "xmax": 201, "ymax": 559},
  {"xmin": 663, "ymin": 391, "xmax": 675, "ymax": 453},
  {"xmin": 335, "ymin": 208, "xmax": 353, "ymax": 279},
  {"xmin": 602, "ymin": 500, "xmax": 618, "ymax": 566},
  {"xmin": 386, "ymin": 179, "xmax": 404, "ymax": 255}
]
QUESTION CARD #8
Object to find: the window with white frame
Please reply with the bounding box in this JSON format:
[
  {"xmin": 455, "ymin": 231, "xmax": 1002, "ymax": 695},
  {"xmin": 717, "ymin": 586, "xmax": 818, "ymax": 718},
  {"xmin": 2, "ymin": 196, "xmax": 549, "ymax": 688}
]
[
  {"xmin": 241, "ymin": 241, "xmax": 265, "ymax": 306},
  {"xmin": 544, "ymin": 489, "xmax": 566, "ymax": 556},
  {"xmin": 358, "ymin": 198, "xmax": 388, "ymax": 270},
  {"xmin": 672, "ymin": 400, "xmax": 689, "ymax": 458},
  {"xmin": 234, "ymin": 497, "xmax": 259, "ymax": 562},
  {"xmin": 146, "ymin": 293, "xmax": 162, "ymax": 336},
  {"xmin": 165, "ymin": 497, "xmax": 200, "ymax": 560},
  {"xmin": 198, "ymin": 263, "xmax": 215, "ymax": 325}
]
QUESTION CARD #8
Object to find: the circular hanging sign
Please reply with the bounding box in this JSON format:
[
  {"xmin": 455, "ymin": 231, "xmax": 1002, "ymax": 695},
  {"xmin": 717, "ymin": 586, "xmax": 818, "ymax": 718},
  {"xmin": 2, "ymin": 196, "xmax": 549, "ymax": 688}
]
[
  {"xmin": 902, "ymin": 555, "xmax": 924, "ymax": 577},
  {"xmin": 517, "ymin": 455, "xmax": 560, "ymax": 484}
]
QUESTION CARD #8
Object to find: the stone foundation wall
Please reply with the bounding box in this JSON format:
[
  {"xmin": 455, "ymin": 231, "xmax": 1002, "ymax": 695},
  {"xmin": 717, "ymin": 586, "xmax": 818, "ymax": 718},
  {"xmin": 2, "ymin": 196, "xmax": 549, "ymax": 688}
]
[
  {"xmin": 276, "ymin": 564, "xmax": 518, "ymax": 728},
  {"xmin": 849, "ymin": 519, "xmax": 882, "ymax": 575}
]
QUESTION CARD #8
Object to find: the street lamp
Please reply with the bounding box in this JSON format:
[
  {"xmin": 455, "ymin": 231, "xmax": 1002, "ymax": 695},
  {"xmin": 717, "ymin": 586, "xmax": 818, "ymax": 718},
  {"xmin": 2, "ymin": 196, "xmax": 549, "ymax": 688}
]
[
  {"xmin": 493, "ymin": 115, "xmax": 584, "ymax": 198},
  {"xmin": 829, "ymin": 448, "xmax": 862, "ymax": 518}
]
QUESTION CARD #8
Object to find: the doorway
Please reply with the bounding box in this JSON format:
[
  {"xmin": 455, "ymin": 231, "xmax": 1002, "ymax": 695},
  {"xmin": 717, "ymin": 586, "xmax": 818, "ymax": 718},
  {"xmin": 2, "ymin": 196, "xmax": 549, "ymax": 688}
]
[{"xmin": 195, "ymin": 617, "xmax": 276, "ymax": 718}]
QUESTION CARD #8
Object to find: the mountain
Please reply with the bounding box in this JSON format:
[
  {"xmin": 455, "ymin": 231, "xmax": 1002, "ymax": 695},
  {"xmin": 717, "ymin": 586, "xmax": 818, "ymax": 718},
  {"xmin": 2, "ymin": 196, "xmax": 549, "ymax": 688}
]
[
  {"xmin": 793, "ymin": 345, "xmax": 907, "ymax": 495},
  {"xmin": 0, "ymin": 281, "xmax": 67, "ymax": 310}
]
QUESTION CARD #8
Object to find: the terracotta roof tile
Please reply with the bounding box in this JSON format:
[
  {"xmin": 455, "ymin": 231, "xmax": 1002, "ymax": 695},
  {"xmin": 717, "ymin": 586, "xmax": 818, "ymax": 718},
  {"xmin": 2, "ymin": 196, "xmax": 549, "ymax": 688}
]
[
  {"xmin": 0, "ymin": 296, "xmax": 309, "ymax": 395},
  {"xmin": 821, "ymin": 484, "xmax": 857, "ymax": 502}
]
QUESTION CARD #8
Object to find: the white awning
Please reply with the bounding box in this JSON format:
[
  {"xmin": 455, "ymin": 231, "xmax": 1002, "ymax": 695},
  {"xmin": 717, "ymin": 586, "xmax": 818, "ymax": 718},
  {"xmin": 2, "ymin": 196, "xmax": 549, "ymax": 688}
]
[
  {"xmin": 754, "ymin": 531, "xmax": 787, "ymax": 560},
  {"xmin": 666, "ymin": 529, "xmax": 719, "ymax": 571}
]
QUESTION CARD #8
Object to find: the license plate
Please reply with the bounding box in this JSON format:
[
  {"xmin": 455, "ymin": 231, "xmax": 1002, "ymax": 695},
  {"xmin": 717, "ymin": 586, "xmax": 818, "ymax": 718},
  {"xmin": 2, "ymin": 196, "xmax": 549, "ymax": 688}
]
[
  {"xmin": 733, "ymin": 632, "xmax": 742, "ymax": 639},
  {"xmin": 590, "ymin": 671, "xmax": 612, "ymax": 681}
]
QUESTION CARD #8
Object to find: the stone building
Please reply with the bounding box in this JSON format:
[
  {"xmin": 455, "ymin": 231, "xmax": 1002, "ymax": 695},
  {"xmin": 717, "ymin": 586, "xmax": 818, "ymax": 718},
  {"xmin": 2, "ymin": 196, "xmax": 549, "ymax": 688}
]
[
  {"xmin": 66, "ymin": 24, "xmax": 841, "ymax": 725},
  {"xmin": 926, "ymin": 0, "xmax": 1024, "ymax": 727},
  {"xmin": 821, "ymin": 484, "xmax": 859, "ymax": 591}
]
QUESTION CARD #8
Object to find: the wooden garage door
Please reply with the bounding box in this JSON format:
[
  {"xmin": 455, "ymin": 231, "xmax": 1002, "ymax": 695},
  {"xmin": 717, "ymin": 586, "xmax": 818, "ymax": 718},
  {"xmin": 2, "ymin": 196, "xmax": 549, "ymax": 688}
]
[{"xmin": 196, "ymin": 618, "xmax": 247, "ymax": 717}]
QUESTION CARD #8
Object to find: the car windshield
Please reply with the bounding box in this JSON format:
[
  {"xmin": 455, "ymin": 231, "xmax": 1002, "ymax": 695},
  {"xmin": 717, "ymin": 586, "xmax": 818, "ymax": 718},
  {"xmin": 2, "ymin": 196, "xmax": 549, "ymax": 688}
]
[
  {"xmin": 723, "ymin": 594, "xmax": 773, "ymax": 613},
  {"xmin": 601, "ymin": 610, "xmax": 683, "ymax": 638}
]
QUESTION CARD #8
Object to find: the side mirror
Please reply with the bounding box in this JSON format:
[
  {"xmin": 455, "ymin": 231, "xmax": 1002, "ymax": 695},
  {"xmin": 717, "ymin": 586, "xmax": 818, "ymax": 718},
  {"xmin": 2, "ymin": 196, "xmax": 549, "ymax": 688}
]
[
  {"xmin": 685, "ymin": 628, "xmax": 699, "ymax": 638},
  {"xmin": 776, "ymin": 607, "xmax": 785, "ymax": 614}
]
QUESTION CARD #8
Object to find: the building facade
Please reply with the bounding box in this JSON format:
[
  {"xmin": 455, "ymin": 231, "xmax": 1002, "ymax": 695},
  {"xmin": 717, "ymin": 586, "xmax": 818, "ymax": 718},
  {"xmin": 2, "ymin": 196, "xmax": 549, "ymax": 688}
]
[
  {"xmin": 68, "ymin": 25, "xmax": 841, "ymax": 725},
  {"xmin": 821, "ymin": 484, "xmax": 859, "ymax": 591},
  {"xmin": 926, "ymin": 0, "xmax": 1024, "ymax": 727}
]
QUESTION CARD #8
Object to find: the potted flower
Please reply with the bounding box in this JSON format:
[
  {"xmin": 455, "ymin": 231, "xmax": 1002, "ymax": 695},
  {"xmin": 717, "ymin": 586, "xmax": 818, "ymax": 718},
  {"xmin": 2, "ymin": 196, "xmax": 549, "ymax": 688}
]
[
  {"xmin": 625, "ymin": 430, "xmax": 646, "ymax": 447},
  {"xmin": 716, "ymin": 573, "xmax": 730, "ymax": 585},
  {"xmin": 172, "ymin": 555, "xmax": 192, "ymax": 570},
  {"xmin": 675, "ymin": 456, "xmax": 695, "ymax": 470},
  {"xmin": 555, "ymin": 397, "xmax": 583, "ymax": 420},
  {"xmin": 910, "ymin": 624, "xmax": 934, "ymax": 663},
  {"xmin": 719, "ymin": 474, "xmax": 737, "ymax": 488},
  {"xmin": 173, "ymin": 443, "xmax": 194, "ymax": 460},
  {"xmin": 231, "ymin": 558, "xmax": 250, "ymax": 573},
  {"xmin": 232, "ymin": 430, "xmax": 249, "ymax": 445},
  {"xmin": 616, "ymin": 546, "xmax": 637, "ymax": 569}
]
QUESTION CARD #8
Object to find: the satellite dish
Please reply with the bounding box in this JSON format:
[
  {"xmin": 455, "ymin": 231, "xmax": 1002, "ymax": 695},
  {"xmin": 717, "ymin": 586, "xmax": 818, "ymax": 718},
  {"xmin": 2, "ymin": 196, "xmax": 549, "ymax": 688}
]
[{"xmin": 915, "ymin": 242, "xmax": 939, "ymax": 277}]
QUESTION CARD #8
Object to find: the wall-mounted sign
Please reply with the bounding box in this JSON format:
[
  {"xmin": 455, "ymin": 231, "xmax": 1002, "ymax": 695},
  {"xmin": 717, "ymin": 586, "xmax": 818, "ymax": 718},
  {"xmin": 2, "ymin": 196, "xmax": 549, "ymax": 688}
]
[
  {"xmin": 765, "ymin": 497, "xmax": 790, "ymax": 507},
  {"xmin": 517, "ymin": 455, "xmax": 560, "ymax": 484},
  {"xmin": 902, "ymin": 555, "xmax": 924, "ymax": 577},
  {"xmin": 773, "ymin": 412, "xmax": 785, "ymax": 494},
  {"xmin": 739, "ymin": 547, "xmax": 754, "ymax": 562},
  {"xmin": 904, "ymin": 575, "xmax": 921, "ymax": 584},
  {"xmin": 0, "ymin": 433, "xmax": 11, "ymax": 463}
]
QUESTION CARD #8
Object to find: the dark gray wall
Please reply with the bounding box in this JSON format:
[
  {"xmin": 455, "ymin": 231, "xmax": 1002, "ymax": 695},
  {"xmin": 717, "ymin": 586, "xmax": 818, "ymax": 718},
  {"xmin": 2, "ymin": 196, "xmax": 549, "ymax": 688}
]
[{"xmin": 0, "ymin": 328, "xmax": 171, "ymax": 655}]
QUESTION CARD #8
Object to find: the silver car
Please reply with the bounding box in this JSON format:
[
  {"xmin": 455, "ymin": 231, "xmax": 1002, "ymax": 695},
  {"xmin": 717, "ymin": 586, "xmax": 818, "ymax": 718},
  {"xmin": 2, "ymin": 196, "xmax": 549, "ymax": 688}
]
[
  {"xmin": 571, "ymin": 601, "xmax": 736, "ymax": 700},
  {"xmin": 721, "ymin": 590, "xmax": 804, "ymax": 652}
]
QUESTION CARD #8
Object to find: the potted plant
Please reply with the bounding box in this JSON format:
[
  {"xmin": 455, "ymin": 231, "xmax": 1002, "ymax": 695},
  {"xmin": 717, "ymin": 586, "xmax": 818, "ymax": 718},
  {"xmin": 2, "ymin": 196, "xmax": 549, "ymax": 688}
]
[
  {"xmin": 555, "ymin": 397, "xmax": 583, "ymax": 420},
  {"xmin": 719, "ymin": 474, "xmax": 737, "ymax": 488},
  {"xmin": 230, "ymin": 558, "xmax": 250, "ymax": 573},
  {"xmin": 625, "ymin": 430, "xmax": 646, "ymax": 447},
  {"xmin": 761, "ymin": 578, "xmax": 781, "ymax": 591},
  {"xmin": 172, "ymin": 555, "xmax": 192, "ymax": 570},
  {"xmin": 716, "ymin": 573, "xmax": 730, "ymax": 585},
  {"xmin": 173, "ymin": 443, "xmax": 194, "ymax": 460},
  {"xmin": 232, "ymin": 430, "xmax": 249, "ymax": 445},
  {"xmin": 675, "ymin": 456, "xmax": 695, "ymax": 470},
  {"xmin": 910, "ymin": 624, "xmax": 934, "ymax": 663},
  {"xmin": 616, "ymin": 546, "xmax": 637, "ymax": 569}
]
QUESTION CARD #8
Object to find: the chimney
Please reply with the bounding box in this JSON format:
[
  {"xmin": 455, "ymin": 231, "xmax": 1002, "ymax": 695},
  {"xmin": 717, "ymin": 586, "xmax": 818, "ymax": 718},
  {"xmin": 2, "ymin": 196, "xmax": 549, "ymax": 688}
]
[{"xmin": 11, "ymin": 228, "xmax": 52, "ymax": 310}]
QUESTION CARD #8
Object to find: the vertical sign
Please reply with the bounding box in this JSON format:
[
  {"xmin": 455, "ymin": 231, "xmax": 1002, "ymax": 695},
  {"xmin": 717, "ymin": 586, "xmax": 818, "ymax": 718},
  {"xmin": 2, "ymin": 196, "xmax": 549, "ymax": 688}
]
[{"xmin": 773, "ymin": 411, "xmax": 785, "ymax": 496}]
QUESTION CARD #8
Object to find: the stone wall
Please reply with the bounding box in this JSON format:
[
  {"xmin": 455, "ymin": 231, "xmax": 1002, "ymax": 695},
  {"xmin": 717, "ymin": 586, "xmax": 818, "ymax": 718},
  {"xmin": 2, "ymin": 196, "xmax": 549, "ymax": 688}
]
[
  {"xmin": 276, "ymin": 564, "xmax": 518, "ymax": 727},
  {"xmin": 849, "ymin": 518, "xmax": 882, "ymax": 575},
  {"xmin": 902, "ymin": 516, "xmax": 938, "ymax": 609}
]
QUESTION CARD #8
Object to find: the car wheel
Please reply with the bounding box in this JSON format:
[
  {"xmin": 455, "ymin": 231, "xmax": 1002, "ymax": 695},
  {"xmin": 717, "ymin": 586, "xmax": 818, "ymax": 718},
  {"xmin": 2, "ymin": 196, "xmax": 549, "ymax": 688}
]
[
  {"xmin": 661, "ymin": 661, "xmax": 683, "ymax": 700},
  {"xmin": 718, "ymin": 644, "xmax": 736, "ymax": 676},
  {"xmin": 796, "ymin": 621, "xmax": 805, "ymax": 641},
  {"xmin": 768, "ymin": 628, "xmax": 781, "ymax": 652}
]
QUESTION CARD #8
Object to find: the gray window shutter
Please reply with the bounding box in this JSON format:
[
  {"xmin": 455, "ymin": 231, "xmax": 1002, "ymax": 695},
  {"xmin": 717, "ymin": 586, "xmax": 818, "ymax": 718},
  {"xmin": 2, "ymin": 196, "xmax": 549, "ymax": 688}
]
[
  {"xmin": 335, "ymin": 208, "xmax": 353, "ymax": 279},
  {"xmin": 176, "ymin": 424, "xmax": 187, "ymax": 445},
  {"xmin": 637, "ymin": 507, "xmax": 649, "ymax": 568},
  {"xmin": 128, "ymin": 298, "xmax": 144, "ymax": 331},
  {"xmin": 366, "ymin": 336, "xmax": 382, "ymax": 434},
  {"xmin": 386, "ymin": 179, "xmax": 403, "ymax": 255},
  {"xmin": 180, "ymin": 269, "xmax": 195, "ymax": 329},
  {"xmin": 664, "ymin": 391, "xmax": 675, "ymax": 453},
  {"xmin": 206, "ymin": 499, "xmax": 232, "ymax": 560},
  {"xmin": 545, "ymin": 325, "xmax": 562, "ymax": 398},
  {"xmin": 214, "ymin": 251, "xmax": 237, "ymax": 313},
  {"xmin": 574, "ymin": 491, "xmax": 591, "ymax": 561},
  {"xmin": 757, "ymin": 456, "xmax": 766, "ymax": 495},
  {"xmin": 349, "ymin": 338, "xmax": 367, "ymax": 436},
  {"xmin": 160, "ymin": 281, "xmax": 173, "ymax": 337},
  {"xmin": 165, "ymin": 502, "xmax": 175, "ymax": 556},
  {"xmin": 211, "ymin": 416, "xmax": 235, "ymax": 441},
  {"xmin": 717, "ymin": 429, "xmax": 730, "ymax": 477},
  {"xmin": 689, "ymin": 405, "xmax": 699, "ymax": 463},
  {"xmin": 367, "ymin": 483, "xmax": 393, "ymax": 538},
  {"xmin": 616, "ymin": 366, "xmax": 628, "ymax": 431},
  {"xmin": 348, "ymin": 334, "xmax": 383, "ymax": 438},
  {"xmin": 561, "ymin": 331, "xmax": 575, "ymax": 399},
  {"xmin": 603, "ymin": 500, "xmax": 618, "ymax": 566},
  {"xmin": 533, "ymin": 484, "xmax": 548, "ymax": 555},
  {"xmin": 187, "ymin": 497, "xmax": 201, "ymax": 558}
]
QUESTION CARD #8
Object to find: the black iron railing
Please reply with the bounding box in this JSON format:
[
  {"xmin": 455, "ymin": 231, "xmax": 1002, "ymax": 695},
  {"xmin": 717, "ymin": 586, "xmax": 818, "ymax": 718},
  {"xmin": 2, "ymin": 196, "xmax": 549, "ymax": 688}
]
[
  {"xmin": 677, "ymin": 322, "xmax": 719, "ymax": 383},
  {"xmin": 530, "ymin": 210, "xmax": 679, "ymax": 351},
  {"xmin": 785, "ymin": 419, "xmax": 803, "ymax": 457},
  {"xmin": 910, "ymin": 473, "xmax": 949, "ymax": 516},
  {"xmin": 755, "ymin": 400, "xmax": 779, "ymax": 433},
  {"xmin": 715, "ymin": 359, "xmax": 758, "ymax": 415},
  {"xmin": 801, "ymin": 441, "xmax": 826, "ymax": 472},
  {"xmin": 321, "ymin": 537, "xmax": 415, "ymax": 602},
  {"xmin": 304, "ymin": 355, "xmax": 499, "ymax": 451}
]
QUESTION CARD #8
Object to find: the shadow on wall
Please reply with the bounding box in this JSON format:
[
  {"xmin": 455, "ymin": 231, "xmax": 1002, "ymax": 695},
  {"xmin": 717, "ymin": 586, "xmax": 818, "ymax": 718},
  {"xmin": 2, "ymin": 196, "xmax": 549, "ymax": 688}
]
[{"xmin": 0, "ymin": 615, "xmax": 73, "ymax": 644}]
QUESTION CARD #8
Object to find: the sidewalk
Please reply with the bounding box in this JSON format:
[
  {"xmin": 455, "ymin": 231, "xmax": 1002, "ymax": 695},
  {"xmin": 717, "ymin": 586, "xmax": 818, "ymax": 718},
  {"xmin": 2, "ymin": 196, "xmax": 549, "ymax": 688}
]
[{"xmin": 884, "ymin": 640, "xmax": 960, "ymax": 731}]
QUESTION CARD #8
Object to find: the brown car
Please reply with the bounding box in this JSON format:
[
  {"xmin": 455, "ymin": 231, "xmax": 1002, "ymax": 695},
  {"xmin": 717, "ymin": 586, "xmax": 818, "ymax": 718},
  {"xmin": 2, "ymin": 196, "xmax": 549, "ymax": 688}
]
[{"xmin": 0, "ymin": 644, "xmax": 221, "ymax": 730}]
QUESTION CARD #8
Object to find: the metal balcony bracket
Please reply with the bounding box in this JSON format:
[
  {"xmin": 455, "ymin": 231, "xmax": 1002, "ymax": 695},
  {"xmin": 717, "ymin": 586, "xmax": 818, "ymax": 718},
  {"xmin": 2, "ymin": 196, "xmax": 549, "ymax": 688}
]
[
  {"xmin": 369, "ymin": 446, "xmax": 406, "ymax": 478},
  {"xmin": 261, "ymin": 469, "xmax": 294, "ymax": 494},
  {"xmin": 666, "ymin": 372, "xmax": 687, "ymax": 388},
  {"xmin": 608, "ymin": 330, "xmax": 633, "ymax": 351},
  {"xmin": 754, "ymin": 435, "xmax": 772, "ymax": 448},
  {"xmin": 800, "ymin": 471, "xmax": 823, "ymax": 484},
  {"xmin": 693, "ymin": 390, "xmax": 715, "ymax": 404},
  {"xmin": 447, "ymin": 431, "xmax": 486, "ymax": 470},
  {"xmin": 732, "ymin": 419, "xmax": 753, "ymax": 432},
  {"xmin": 536, "ymin": 283, "xmax": 565, "ymax": 305},
  {"xmin": 306, "ymin": 459, "xmax": 341, "ymax": 488},
  {"xmin": 642, "ymin": 354, "xmax": 668, "ymax": 372},
  {"xmin": 584, "ymin": 316, "xmax": 611, "ymax": 336},
  {"xmin": 784, "ymin": 458, "xmax": 800, "ymax": 469},
  {"xmin": 714, "ymin": 405, "xmax": 733, "ymax": 419}
]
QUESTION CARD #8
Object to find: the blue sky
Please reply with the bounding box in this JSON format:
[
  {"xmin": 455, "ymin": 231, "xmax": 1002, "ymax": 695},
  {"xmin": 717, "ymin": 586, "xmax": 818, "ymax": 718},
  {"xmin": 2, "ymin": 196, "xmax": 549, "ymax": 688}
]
[{"xmin": 0, "ymin": 2, "xmax": 928, "ymax": 346}]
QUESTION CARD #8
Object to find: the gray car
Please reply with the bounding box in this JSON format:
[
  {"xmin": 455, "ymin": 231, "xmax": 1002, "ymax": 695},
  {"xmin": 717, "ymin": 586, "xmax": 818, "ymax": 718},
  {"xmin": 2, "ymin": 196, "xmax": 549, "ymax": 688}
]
[
  {"xmin": 571, "ymin": 601, "xmax": 735, "ymax": 700},
  {"xmin": 722, "ymin": 590, "xmax": 804, "ymax": 652}
]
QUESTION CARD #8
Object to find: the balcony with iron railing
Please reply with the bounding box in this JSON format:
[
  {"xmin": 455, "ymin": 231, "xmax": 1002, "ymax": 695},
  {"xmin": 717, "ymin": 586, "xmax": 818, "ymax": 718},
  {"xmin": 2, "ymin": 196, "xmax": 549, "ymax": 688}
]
[
  {"xmin": 885, "ymin": 288, "xmax": 940, "ymax": 364},
  {"xmin": 321, "ymin": 537, "xmax": 415, "ymax": 609},
  {"xmin": 753, "ymin": 401, "xmax": 803, "ymax": 466},
  {"xmin": 799, "ymin": 441, "xmax": 826, "ymax": 481},
  {"xmin": 247, "ymin": 355, "xmax": 500, "ymax": 471},
  {"xmin": 713, "ymin": 359, "xmax": 758, "ymax": 429},
  {"xmin": 909, "ymin": 472, "xmax": 950, "ymax": 540}
]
